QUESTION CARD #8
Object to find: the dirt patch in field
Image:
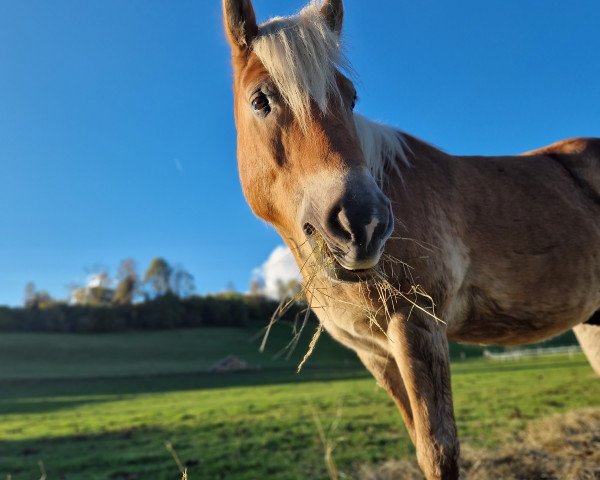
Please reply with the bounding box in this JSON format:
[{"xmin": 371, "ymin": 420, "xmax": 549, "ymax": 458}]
[
  {"xmin": 208, "ymin": 355, "xmax": 255, "ymax": 373},
  {"xmin": 358, "ymin": 408, "xmax": 600, "ymax": 480}
]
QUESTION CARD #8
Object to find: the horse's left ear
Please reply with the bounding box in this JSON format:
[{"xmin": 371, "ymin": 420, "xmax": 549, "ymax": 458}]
[
  {"xmin": 320, "ymin": 0, "xmax": 343, "ymax": 34},
  {"xmin": 223, "ymin": 0, "xmax": 258, "ymax": 53}
]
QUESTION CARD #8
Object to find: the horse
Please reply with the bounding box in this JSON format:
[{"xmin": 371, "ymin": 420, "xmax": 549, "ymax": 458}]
[{"xmin": 222, "ymin": 1, "xmax": 600, "ymax": 478}]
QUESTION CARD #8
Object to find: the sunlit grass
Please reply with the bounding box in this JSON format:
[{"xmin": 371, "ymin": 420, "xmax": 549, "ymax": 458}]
[{"xmin": 1, "ymin": 350, "xmax": 597, "ymax": 479}]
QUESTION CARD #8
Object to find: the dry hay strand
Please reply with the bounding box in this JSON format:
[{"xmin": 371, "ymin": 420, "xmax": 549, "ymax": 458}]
[
  {"xmin": 310, "ymin": 402, "xmax": 345, "ymax": 480},
  {"xmin": 357, "ymin": 407, "xmax": 600, "ymax": 480},
  {"xmin": 358, "ymin": 459, "xmax": 422, "ymax": 480},
  {"xmin": 256, "ymin": 237, "xmax": 323, "ymax": 353},
  {"xmin": 258, "ymin": 232, "xmax": 442, "ymax": 372},
  {"xmin": 165, "ymin": 442, "xmax": 188, "ymax": 480},
  {"xmin": 258, "ymin": 233, "xmax": 443, "ymax": 371},
  {"xmin": 256, "ymin": 236, "xmax": 335, "ymax": 368},
  {"xmin": 461, "ymin": 407, "xmax": 600, "ymax": 480},
  {"xmin": 297, "ymin": 323, "xmax": 323, "ymax": 373}
]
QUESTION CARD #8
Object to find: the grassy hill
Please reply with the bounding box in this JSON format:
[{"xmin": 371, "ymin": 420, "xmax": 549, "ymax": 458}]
[
  {"xmin": 0, "ymin": 324, "xmax": 359, "ymax": 381},
  {"xmin": 0, "ymin": 326, "xmax": 597, "ymax": 479},
  {"xmin": 0, "ymin": 321, "xmax": 578, "ymax": 381}
]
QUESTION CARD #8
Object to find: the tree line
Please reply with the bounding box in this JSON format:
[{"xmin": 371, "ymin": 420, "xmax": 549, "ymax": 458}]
[
  {"xmin": 0, "ymin": 292, "xmax": 305, "ymax": 333},
  {"xmin": 24, "ymin": 257, "xmax": 196, "ymax": 308},
  {"xmin": 2, "ymin": 257, "xmax": 307, "ymax": 333}
]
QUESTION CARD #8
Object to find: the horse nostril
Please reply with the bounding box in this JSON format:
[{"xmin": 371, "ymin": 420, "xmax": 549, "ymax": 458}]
[
  {"xmin": 337, "ymin": 208, "xmax": 353, "ymax": 237},
  {"xmin": 326, "ymin": 205, "xmax": 352, "ymax": 241},
  {"xmin": 303, "ymin": 223, "xmax": 316, "ymax": 236}
]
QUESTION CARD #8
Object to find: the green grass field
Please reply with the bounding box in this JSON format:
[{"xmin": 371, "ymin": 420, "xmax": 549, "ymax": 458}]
[{"xmin": 0, "ymin": 327, "xmax": 598, "ymax": 479}]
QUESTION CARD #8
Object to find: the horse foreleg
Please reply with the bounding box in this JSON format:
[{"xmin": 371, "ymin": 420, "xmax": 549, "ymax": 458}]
[
  {"xmin": 355, "ymin": 350, "xmax": 416, "ymax": 443},
  {"xmin": 573, "ymin": 322, "xmax": 600, "ymax": 375},
  {"xmin": 387, "ymin": 314, "xmax": 460, "ymax": 480}
]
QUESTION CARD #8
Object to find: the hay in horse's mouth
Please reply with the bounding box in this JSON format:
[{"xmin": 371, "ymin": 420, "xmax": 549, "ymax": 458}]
[{"xmin": 305, "ymin": 227, "xmax": 378, "ymax": 283}]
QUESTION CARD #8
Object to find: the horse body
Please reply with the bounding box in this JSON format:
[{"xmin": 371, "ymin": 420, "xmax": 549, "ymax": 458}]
[
  {"xmin": 306, "ymin": 135, "xmax": 600, "ymax": 352},
  {"xmin": 394, "ymin": 135, "xmax": 600, "ymax": 345},
  {"xmin": 222, "ymin": 1, "xmax": 600, "ymax": 478},
  {"xmin": 301, "ymin": 136, "xmax": 600, "ymax": 480}
]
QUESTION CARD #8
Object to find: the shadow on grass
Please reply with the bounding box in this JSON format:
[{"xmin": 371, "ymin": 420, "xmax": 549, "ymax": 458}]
[
  {"xmin": 0, "ymin": 366, "xmax": 370, "ymax": 415},
  {"xmin": 2, "ymin": 356, "xmax": 590, "ymax": 415},
  {"xmin": 0, "ymin": 413, "xmax": 339, "ymax": 480},
  {"xmin": 0, "ymin": 424, "xmax": 197, "ymax": 480}
]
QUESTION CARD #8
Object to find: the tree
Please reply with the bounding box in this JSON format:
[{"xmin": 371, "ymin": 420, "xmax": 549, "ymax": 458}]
[
  {"xmin": 171, "ymin": 266, "xmax": 195, "ymax": 298},
  {"xmin": 275, "ymin": 278, "xmax": 302, "ymax": 301},
  {"xmin": 117, "ymin": 259, "xmax": 137, "ymax": 280},
  {"xmin": 114, "ymin": 259, "xmax": 138, "ymax": 305},
  {"xmin": 23, "ymin": 282, "xmax": 54, "ymax": 308},
  {"xmin": 285, "ymin": 279, "xmax": 302, "ymax": 299},
  {"xmin": 144, "ymin": 257, "xmax": 172, "ymax": 298},
  {"xmin": 114, "ymin": 276, "xmax": 136, "ymax": 305},
  {"xmin": 24, "ymin": 282, "xmax": 36, "ymax": 307},
  {"xmin": 249, "ymin": 278, "xmax": 264, "ymax": 296}
]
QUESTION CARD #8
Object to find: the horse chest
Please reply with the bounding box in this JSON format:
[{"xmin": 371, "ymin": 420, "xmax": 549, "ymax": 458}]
[{"xmin": 313, "ymin": 299, "xmax": 392, "ymax": 357}]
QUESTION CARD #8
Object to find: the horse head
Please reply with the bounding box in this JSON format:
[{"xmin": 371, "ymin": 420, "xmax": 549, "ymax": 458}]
[{"xmin": 223, "ymin": 0, "xmax": 395, "ymax": 282}]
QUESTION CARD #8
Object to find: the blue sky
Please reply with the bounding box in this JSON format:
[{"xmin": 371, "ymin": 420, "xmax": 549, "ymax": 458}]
[{"xmin": 0, "ymin": 0, "xmax": 598, "ymax": 306}]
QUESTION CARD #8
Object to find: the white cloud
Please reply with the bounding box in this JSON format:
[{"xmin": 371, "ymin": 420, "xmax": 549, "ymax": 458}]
[{"xmin": 252, "ymin": 245, "xmax": 301, "ymax": 299}]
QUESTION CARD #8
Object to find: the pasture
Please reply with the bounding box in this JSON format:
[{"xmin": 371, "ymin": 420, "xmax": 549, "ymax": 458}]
[{"xmin": 0, "ymin": 328, "xmax": 598, "ymax": 479}]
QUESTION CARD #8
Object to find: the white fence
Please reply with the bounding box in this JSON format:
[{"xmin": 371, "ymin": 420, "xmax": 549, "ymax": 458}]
[{"xmin": 483, "ymin": 345, "xmax": 581, "ymax": 361}]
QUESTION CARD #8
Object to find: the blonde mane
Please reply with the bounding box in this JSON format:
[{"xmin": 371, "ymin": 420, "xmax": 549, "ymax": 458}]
[
  {"xmin": 354, "ymin": 114, "xmax": 409, "ymax": 184},
  {"xmin": 252, "ymin": 1, "xmax": 407, "ymax": 184}
]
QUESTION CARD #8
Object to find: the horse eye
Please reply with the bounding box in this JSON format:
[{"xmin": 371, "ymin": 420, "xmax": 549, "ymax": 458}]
[
  {"xmin": 351, "ymin": 93, "xmax": 358, "ymax": 110},
  {"xmin": 251, "ymin": 92, "xmax": 270, "ymax": 114}
]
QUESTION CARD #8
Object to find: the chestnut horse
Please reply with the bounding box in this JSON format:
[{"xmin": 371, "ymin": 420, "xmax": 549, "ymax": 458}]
[{"xmin": 222, "ymin": 1, "xmax": 600, "ymax": 478}]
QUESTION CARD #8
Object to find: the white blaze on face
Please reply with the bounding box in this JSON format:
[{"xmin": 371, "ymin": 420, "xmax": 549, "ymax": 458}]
[{"xmin": 364, "ymin": 215, "xmax": 380, "ymax": 248}]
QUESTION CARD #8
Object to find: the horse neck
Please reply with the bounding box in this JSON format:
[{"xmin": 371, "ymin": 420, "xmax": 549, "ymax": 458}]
[{"xmin": 379, "ymin": 132, "xmax": 451, "ymax": 195}]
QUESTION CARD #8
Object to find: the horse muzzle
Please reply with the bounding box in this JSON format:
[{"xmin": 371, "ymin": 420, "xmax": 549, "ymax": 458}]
[{"xmin": 301, "ymin": 169, "xmax": 394, "ymax": 281}]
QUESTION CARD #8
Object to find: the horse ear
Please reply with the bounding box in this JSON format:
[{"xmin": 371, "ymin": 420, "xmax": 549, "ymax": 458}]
[
  {"xmin": 222, "ymin": 0, "xmax": 258, "ymax": 53},
  {"xmin": 320, "ymin": 0, "xmax": 343, "ymax": 34}
]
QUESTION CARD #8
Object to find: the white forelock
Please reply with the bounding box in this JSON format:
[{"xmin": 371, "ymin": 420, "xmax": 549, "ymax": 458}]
[
  {"xmin": 252, "ymin": 1, "xmax": 348, "ymax": 128},
  {"xmin": 252, "ymin": 1, "xmax": 408, "ymax": 183}
]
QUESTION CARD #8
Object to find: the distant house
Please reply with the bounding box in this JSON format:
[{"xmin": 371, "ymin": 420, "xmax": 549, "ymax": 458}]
[
  {"xmin": 70, "ymin": 273, "xmax": 115, "ymax": 306},
  {"xmin": 70, "ymin": 286, "xmax": 115, "ymax": 306}
]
